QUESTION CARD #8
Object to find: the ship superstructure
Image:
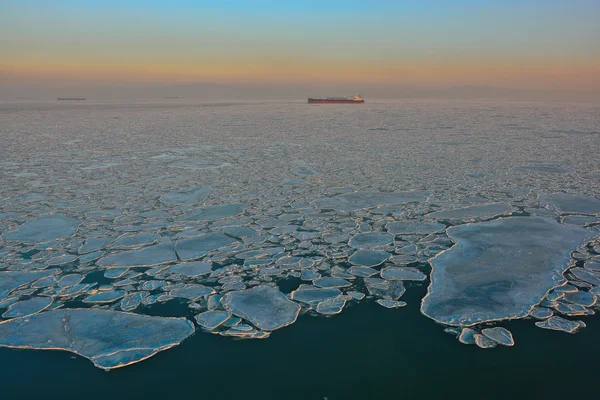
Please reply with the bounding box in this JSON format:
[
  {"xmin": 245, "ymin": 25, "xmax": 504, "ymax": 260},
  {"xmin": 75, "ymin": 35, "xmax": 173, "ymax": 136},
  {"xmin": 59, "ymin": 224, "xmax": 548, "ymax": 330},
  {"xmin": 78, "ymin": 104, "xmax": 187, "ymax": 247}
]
[{"xmin": 307, "ymin": 95, "xmax": 364, "ymax": 104}]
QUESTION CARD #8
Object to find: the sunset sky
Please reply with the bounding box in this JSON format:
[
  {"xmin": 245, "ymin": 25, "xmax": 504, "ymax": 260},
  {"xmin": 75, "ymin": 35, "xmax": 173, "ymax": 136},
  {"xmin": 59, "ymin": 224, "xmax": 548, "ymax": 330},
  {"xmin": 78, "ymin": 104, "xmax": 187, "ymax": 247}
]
[{"xmin": 1, "ymin": 0, "xmax": 599, "ymax": 99}]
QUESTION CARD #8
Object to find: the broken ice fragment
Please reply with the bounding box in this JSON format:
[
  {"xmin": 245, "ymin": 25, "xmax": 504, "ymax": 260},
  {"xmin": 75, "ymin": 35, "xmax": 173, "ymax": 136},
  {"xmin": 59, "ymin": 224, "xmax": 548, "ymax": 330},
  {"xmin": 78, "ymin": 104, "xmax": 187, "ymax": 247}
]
[
  {"xmin": 83, "ymin": 291, "xmax": 126, "ymax": 304},
  {"xmin": 529, "ymin": 306, "xmax": 553, "ymax": 319},
  {"xmin": 474, "ymin": 334, "xmax": 497, "ymax": 348},
  {"xmin": 104, "ymin": 267, "xmax": 130, "ymax": 279},
  {"xmin": 330, "ymin": 267, "xmax": 354, "ymax": 279},
  {"xmin": 45, "ymin": 254, "xmax": 78, "ymax": 266},
  {"xmin": 221, "ymin": 285, "xmax": 301, "ymax": 331},
  {"xmin": 312, "ymin": 191, "xmax": 426, "ymax": 212},
  {"xmin": 141, "ymin": 280, "xmax": 168, "ymax": 290},
  {"xmin": 376, "ymin": 299, "xmax": 407, "ymax": 308},
  {"xmin": 0, "ymin": 270, "xmax": 59, "ymax": 302},
  {"xmin": 2, "ymin": 297, "xmax": 53, "ymax": 318},
  {"xmin": 348, "ymin": 250, "xmax": 390, "ymax": 267},
  {"xmin": 270, "ymin": 225, "xmax": 299, "ymax": 235},
  {"xmin": 316, "ymin": 296, "xmax": 346, "ymax": 315},
  {"xmin": 425, "ymin": 203, "xmax": 515, "ymax": 222},
  {"xmin": 294, "ymin": 166, "xmax": 319, "ymax": 177},
  {"xmin": 380, "ymin": 267, "xmax": 426, "ymax": 281},
  {"xmin": 58, "ymin": 274, "xmax": 84, "ymax": 288},
  {"xmin": 223, "ymin": 226, "xmax": 259, "ymax": 239},
  {"xmin": 563, "ymin": 291, "xmax": 597, "ymax": 307},
  {"xmin": 0, "ymin": 309, "xmax": 194, "ymax": 370},
  {"xmin": 313, "ymin": 277, "xmax": 352, "ymax": 288},
  {"xmin": 57, "ymin": 283, "xmax": 93, "ymax": 297},
  {"xmin": 458, "ymin": 328, "xmax": 477, "ymax": 344},
  {"xmin": 540, "ymin": 193, "xmax": 600, "ymax": 215},
  {"xmin": 195, "ymin": 310, "xmax": 231, "ymax": 330},
  {"xmin": 348, "ymin": 266, "xmax": 378, "ymax": 278},
  {"xmin": 170, "ymin": 285, "xmax": 215, "ymax": 301},
  {"xmin": 364, "ymin": 278, "xmax": 405, "ymax": 300},
  {"xmin": 207, "ymin": 295, "xmax": 222, "ymax": 310},
  {"xmin": 109, "ymin": 233, "xmax": 160, "ymax": 250},
  {"xmin": 481, "ymin": 327, "xmax": 514, "ymax": 346},
  {"xmin": 569, "ymin": 267, "xmax": 600, "ymax": 286},
  {"xmin": 2, "ymin": 214, "xmax": 81, "ymax": 244},
  {"xmin": 554, "ymin": 302, "xmax": 592, "ymax": 316},
  {"xmin": 160, "ymin": 186, "xmax": 213, "ymax": 206},
  {"xmin": 120, "ymin": 292, "xmax": 148, "ymax": 312},
  {"xmin": 236, "ymin": 247, "xmax": 284, "ymax": 260},
  {"xmin": 322, "ymin": 233, "xmax": 347, "ymax": 244},
  {"xmin": 79, "ymin": 237, "xmax": 113, "ymax": 254},
  {"xmin": 291, "ymin": 285, "xmax": 342, "ymax": 307},
  {"xmin": 98, "ymin": 242, "xmax": 177, "ymax": 268},
  {"xmin": 585, "ymin": 259, "xmax": 600, "ymax": 272},
  {"xmin": 545, "ymin": 291, "xmax": 564, "ymax": 302},
  {"xmin": 300, "ymin": 270, "xmax": 321, "ymax": 281},
  {"xmin": 347, "ymin": 291, "xmax": 365, "ymax": 301},
  {"xmin": 386, "ymin": 221, "xmax": 445, "ymax": 235},
  {"xmin": 535, "ymin": 316, "xmax": 583, "ymax": 333},
  {"xmin": 79, "ymin": 251, "xmax": 104, "ymax": 264},
  {"xmin": 349, "ymin": 232, "xmax": 394, "ymax": 248},
  {"xmin": 181, "ymin": 203, "xmax": 247, "ymax": 222},
  {"xmin": 165, "ymin": 261, "xmax": 212, "ymax": 277},
  {"xmin": 175, "ymin": 233, "xmax": 236, "ymax": 261},
  {"xmin": 553, "ymin": 284, "xmax": 578, "ymax": 294},
  {"xmin": 222, "ymin": 281, "xmax": 246, "ymax": 291}
]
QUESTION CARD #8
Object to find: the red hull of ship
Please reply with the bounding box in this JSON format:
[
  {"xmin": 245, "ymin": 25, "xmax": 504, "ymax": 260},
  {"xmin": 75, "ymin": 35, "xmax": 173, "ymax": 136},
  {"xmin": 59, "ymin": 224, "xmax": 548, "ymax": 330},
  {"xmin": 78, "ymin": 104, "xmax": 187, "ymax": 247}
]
[{"xmin": 308, "ymin": 100, "xmax": 365, "ymax": 104}]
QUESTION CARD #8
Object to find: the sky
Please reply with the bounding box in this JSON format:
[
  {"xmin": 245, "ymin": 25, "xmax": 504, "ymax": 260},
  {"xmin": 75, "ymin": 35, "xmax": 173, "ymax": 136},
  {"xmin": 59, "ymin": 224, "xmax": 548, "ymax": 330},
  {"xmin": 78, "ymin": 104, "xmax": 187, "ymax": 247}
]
[{"xmin": 1, "ymin": 0, "xmax": 599, "ymax": 100}]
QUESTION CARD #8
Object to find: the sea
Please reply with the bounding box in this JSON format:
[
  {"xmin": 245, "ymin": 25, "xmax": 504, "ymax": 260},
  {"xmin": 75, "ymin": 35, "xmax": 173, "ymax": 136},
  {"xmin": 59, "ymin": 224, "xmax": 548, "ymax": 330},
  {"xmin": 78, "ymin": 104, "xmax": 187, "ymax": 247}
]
[{"xmin": 0, "ymin": 99, "xmax": 599, "ymax": 399}]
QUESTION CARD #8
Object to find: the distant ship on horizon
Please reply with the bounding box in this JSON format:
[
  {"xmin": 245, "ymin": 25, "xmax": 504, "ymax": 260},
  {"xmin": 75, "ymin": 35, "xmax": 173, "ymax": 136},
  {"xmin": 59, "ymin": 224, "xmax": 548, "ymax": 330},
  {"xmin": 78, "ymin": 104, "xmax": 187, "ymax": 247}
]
[
  {"xmin": 308, "ymin": 94, "xmax": 364, "ymax": 104},
  {"xmin": 57, "ymin": 97, "xmax": 86, "ymax": 101}
]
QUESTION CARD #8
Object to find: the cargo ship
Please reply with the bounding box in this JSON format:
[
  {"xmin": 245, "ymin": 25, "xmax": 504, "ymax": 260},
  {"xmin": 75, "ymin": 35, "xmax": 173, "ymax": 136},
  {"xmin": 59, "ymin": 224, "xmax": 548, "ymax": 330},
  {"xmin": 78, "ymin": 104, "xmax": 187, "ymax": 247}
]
[{"xmin": 308, "ymin": 95, "xmax": 364, "ymax": 104}]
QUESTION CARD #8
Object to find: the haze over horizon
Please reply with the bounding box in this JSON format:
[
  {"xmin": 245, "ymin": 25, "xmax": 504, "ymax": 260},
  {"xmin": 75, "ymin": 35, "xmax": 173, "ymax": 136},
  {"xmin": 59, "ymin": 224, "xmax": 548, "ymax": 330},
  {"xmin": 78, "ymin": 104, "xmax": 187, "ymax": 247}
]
[{"xmin": 1, "ymin": 0, "xmax": 599, "ymax": 102}]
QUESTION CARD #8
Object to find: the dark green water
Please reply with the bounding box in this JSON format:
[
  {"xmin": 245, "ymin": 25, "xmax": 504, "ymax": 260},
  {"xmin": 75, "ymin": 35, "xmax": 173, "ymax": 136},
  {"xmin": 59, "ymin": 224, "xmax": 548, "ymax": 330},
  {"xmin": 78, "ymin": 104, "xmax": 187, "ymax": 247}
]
[{"xmin": 3, "ymin": 284, "xmax": 599, "ymax": 400}]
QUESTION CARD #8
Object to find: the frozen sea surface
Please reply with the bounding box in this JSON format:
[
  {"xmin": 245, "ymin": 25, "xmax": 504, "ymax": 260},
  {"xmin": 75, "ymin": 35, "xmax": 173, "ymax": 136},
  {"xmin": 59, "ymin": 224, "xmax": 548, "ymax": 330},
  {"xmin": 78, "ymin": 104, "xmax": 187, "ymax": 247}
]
[{"xmin": 0, "ymin": 99, "xmax": 599, "ymax": 370}]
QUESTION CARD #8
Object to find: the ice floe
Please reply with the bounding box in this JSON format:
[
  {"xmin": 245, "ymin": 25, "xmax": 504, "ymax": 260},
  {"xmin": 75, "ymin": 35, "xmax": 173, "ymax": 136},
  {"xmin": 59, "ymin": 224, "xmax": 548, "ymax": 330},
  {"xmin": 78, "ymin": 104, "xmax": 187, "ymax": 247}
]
[
  {"xmin": 425, "ymin": 203, "xmax": 515, "ymax": 222},
  {"xmin": 421, "ymin": 217, "xmax": 596, "ymax": 326},
  {"xmin": 2, "ymin": 297, "xmax": 53, "ymax": 318},
  {"xmin": 380, "ymin": 267, "xmax": 427, "ymax": 281},
  {"xmin": 0, "ymin": 309, "xmax": 194, "ymax": 370},
  {"xmin": 2, "ymin": 214, "xmax": 80, "ymax": 244},
  {"xmin": 98, "ymin": 242, "xmax": 177, "ymax": 268},
  {"xmin": 348, "ymin": 250, "xmax": 391, "ymax": 267},
  {"xmin": 160, "ymin": 186, "xmax": 213, "ymax": 206},
  {"xmin": 222, "ymin": 285, "xmax": 301, "ymax": 331},
  {"xmin": 540, "ymin": 194, "xmax": 600, "ymax": 215},
  {"xmin": 175, "ymin": 233, "xmax": 236, "ymax": 261},
  {"xmin": 481, "ymin": 327, "xmax": 514, "ymax": 346}
]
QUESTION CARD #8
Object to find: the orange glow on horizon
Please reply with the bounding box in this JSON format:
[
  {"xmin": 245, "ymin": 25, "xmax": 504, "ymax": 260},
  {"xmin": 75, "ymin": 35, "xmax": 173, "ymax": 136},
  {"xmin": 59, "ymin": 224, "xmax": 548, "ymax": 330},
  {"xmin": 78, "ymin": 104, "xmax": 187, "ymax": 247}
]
[{"xmin": 3, "ymin": 57, "xmax": 599, "ymax": 92}]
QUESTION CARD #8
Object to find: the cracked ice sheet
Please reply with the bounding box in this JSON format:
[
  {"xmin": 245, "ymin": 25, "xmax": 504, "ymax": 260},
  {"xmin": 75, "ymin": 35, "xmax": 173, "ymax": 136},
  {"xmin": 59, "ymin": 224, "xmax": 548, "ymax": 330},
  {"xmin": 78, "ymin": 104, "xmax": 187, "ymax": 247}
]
[
  {"xmin": 421, "ymin": 216, "xmax": 597, "ymax": 326},
  {"xmin": 0, "ymin": 309, "xmax": 194, "ymax": 370}
]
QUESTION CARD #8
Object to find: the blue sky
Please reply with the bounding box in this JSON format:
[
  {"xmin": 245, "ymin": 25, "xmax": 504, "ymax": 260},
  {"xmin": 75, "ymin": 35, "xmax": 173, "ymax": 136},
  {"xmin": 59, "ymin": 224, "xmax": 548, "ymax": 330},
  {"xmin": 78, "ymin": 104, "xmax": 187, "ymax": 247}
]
[{"xmin": 1, "ymin": 0, "xmax": 599, "ymax": 91}]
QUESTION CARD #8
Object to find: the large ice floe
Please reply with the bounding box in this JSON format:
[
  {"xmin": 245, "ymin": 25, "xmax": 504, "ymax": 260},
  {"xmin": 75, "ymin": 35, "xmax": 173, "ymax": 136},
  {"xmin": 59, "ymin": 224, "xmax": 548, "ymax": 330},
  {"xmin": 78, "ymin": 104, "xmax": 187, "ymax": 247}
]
[
  {"xmin": 0, "ymin": 309, "xmax": 194, "ymax": 370},
  {"xmin": 1, "ymin": 101, "xmax": 599, "ymax": 368},
  {"xmin": 421, "ymin": 217, "xmax": 596, "ymax": 326}
]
